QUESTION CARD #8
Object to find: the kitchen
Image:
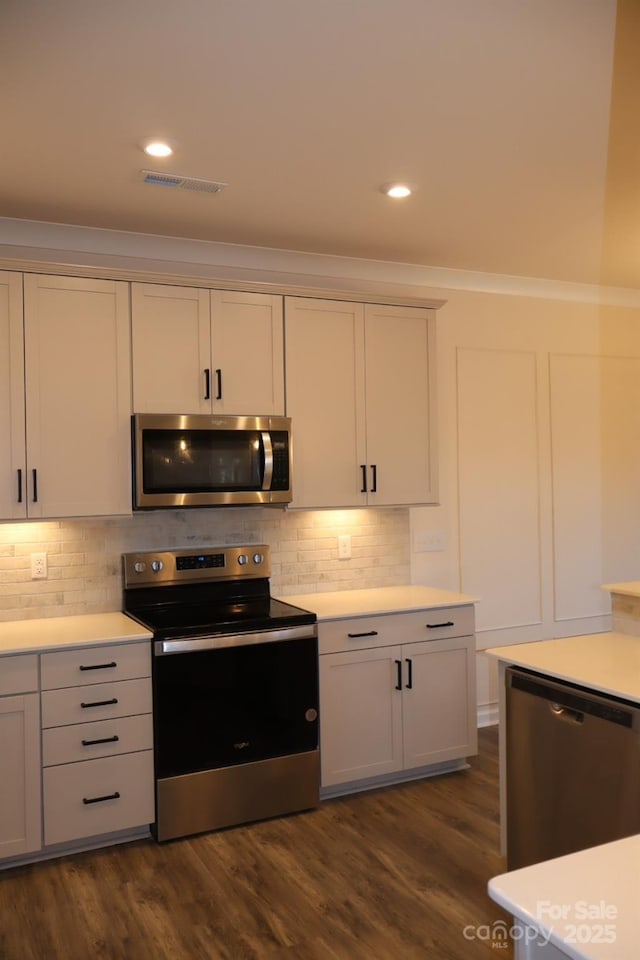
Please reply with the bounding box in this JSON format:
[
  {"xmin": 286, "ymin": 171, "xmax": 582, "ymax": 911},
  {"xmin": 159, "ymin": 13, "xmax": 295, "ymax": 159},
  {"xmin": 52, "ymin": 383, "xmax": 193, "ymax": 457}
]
[{"xmin": 2, "ymin": 0, "xmax": 640, "ymax": 957}]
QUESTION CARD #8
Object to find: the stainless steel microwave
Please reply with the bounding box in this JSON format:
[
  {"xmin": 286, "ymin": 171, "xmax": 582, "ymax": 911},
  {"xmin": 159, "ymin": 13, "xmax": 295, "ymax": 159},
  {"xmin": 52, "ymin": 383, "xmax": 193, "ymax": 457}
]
[{"xmin": 132, "ymin": 414, "xmax": 292, "ymax": 509}]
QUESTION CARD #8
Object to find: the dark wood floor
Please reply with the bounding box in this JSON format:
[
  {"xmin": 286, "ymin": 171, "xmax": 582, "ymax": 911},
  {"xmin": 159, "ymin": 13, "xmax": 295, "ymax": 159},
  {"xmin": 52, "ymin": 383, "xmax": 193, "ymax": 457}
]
[{"xmin": 0, "ymin": 728, "xmax": 513, "ymax": 959}]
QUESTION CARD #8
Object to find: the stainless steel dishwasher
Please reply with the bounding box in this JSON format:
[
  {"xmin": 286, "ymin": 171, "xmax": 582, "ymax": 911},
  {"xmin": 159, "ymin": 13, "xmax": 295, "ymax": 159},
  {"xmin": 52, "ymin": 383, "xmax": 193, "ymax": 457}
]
[{"xmin": 505, "ymin": 667, "xmax": 640, "ymax": 870}]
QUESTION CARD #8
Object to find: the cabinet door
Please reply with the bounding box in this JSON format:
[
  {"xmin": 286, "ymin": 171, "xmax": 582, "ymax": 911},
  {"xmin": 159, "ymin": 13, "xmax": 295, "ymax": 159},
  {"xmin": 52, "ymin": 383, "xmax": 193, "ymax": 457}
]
[
  {"xmin": 319, "ymin": 647, "xmax": 403, "ymax": 787},
  {"xmin": 0, "ymin": 693, "xmax": 42, "ymax": 858},
  {"xmin": 285, "ymin": 297, "xmax": 367, "ymax": 508},
  {"xmin": 401, "ymin": 637, "xmax": 477, "ymax": 769},
  {"xmin": 0, "ymin": 272, "xmax": 26, "ymax": 520},
  {"xmin": 23, "ymin": 274, "xmax": 131, "ymax": 517},
  {"xmin": 364, "ymin": 304, "xmax": 437, "ymax": 504},
  {"xmin": 210, "ymin": 291, "xmax": 284, "ymax": 415},
  {"xmin": 131, "ymin": 282, "xmax": 211, "ymax": 414}
]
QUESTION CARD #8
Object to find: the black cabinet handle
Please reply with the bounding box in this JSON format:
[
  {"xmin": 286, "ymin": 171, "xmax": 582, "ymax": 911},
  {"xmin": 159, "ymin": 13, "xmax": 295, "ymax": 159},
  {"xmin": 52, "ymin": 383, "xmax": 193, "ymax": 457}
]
[
  {"xmin": 17, "ymin": 469, "xmax": 23, "ymax": 503},
  {"xmin": 32, "ymin": 468, "xmax": 38, "ymax": 503},
  {"xmin": 79, "ymin": 661, "xmax": 117, "ymax": 672},
  {"xmin": 204, "ymin": 368, "xmax": 211, "ymax": 399},
  {"xmin": 82, "ymin": 791, "xmax": 121, "ymax": 805},
  {"xmin": 394, "ymin": 659, "xmax": 402, "ymax": 691},
  {"xmin": 370, "ymin": 464, "xmax": 377, "ymax": 493},
  {"xmin": 426, "ymin": 621, "xmax": 455, "ymax": 629},
  {"xmin": 360, "ymin": 464, "xmax": 367, "ymax": 493},
  {"xmin": 81, "ymin": 735, "xmax": 120, "ymax": 746},
  {"xmin": 405, "ymin": 658, "xmax": 413, "ymax": 689},
  {"xmin": 80, "ymin": 697, "xmax": 118, "ymax": 709},
  {"xmin": 215, "ymin": 368, "xmax": 222, "ymax": 399},
  {"xmin": 347, "ymin": 630, "xmax": 378, "ymax": 638}
]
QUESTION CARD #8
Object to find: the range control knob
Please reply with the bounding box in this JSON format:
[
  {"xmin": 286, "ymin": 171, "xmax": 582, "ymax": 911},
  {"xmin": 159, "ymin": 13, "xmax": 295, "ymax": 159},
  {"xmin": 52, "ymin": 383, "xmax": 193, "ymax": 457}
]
[
  {"xmin": 237, "ymin": 554, "xmax": 248, "ymax": 566},
  {"xmin": 253, "ymin": 553, "xmax": 264, "ymax": 565},
  {"xmin": 133, "ymin": 561, "xmax": 146, "ymax": 574},
  {"xmin": 150, "ymin": 560, "xmax": 164, "ymax": 573}
]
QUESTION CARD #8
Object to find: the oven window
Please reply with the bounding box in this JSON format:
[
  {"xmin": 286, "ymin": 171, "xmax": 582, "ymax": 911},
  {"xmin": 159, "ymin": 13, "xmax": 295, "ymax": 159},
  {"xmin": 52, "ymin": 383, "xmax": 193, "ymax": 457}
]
[
  {"xmin": 142, "ymin": 429, "xmax": 263, "ymax": 493},
  {"xmin": 153, "ymin": 636, "xmax": 319, "ymax": 779}
]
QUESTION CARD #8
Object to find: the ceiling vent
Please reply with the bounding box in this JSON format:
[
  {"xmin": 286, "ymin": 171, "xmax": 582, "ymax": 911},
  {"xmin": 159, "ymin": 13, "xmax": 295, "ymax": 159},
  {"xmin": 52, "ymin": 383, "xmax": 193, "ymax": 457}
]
[{"xmin": 140, "ymin": 170, "xmax": 228, "ymax": 194}]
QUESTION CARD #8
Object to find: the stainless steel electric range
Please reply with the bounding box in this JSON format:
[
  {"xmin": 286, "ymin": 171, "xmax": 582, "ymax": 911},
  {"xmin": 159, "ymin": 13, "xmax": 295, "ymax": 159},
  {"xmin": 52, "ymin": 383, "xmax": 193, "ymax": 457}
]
[{"xmin": 122, "ymin": 545, "xmax": 319, "ymax": 842}]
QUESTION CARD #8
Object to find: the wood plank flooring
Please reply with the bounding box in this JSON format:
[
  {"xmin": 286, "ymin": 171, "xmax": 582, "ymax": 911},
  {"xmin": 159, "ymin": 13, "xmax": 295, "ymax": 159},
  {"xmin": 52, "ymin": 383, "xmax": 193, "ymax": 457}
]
[{"xmin": 0, "ymin": 728, "xmax": 513, "ymax": 959}]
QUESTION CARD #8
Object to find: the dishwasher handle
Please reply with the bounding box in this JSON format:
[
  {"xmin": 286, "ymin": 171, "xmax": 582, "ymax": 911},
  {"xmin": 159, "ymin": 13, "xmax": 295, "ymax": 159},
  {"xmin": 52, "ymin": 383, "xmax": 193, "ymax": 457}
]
[{"xmin": 549, "ymin": 702, "xmax": 584, "ymax": 724}]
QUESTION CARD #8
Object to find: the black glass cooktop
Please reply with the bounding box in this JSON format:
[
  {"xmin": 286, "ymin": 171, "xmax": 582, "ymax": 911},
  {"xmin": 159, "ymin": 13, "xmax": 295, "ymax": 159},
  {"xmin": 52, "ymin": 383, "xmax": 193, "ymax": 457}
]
[{"xmin": 125, "ymin": 597, "xmax": 316, "ymax": 640}]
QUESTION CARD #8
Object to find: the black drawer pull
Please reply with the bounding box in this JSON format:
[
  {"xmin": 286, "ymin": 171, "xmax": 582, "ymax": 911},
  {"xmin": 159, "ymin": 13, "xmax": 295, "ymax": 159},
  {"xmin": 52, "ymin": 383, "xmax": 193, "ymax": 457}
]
[
  {"xmin": 79, "ymin": 661, "xmax": 117, "ymax": 672},
  {"xmin": 81, "ymin": 735, "xmax": 120, "ymax": 746},
  {"xmin": 347, "ymin": 630, "xmax": 379, "ymax": 638},
  {"xmin": 426, "ymin": 621, "xmax": 454, "ymax": 629},
  {"xmin": 82, "ymin": 791, "xmax": 121, "ymax": 805},
  {"xmin": 394, "ymin": 659, "xmax": 402, "ymax": 691},
  {"xmin": 80, "ymin": 698, "xmax": 118, "ymax": 709}
]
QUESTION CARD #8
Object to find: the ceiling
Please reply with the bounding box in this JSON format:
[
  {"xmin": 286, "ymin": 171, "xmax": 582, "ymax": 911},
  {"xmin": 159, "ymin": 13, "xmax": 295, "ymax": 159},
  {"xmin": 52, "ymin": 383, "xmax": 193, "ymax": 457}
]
[{"xmin": 1, "ymin": 0, "xmax": 639, "ymax": 289}]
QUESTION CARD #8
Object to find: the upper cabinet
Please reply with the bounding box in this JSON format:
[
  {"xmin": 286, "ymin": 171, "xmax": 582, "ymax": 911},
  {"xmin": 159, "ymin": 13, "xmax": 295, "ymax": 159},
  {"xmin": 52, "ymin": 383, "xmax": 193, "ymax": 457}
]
[
  {"xmin": 284, "ymin": 297, "xmax": 438, "ymax": 508},
  {"xmin": 0, "ymin": 272, "xmax": 26, "ymax": 520},
  {"xmin": 131, "ymin": 283, "xmax": 285, "ymax": 416},
  {"xmin": 1, "ymin": 272, "xmax": 132, "ymax": 520}
]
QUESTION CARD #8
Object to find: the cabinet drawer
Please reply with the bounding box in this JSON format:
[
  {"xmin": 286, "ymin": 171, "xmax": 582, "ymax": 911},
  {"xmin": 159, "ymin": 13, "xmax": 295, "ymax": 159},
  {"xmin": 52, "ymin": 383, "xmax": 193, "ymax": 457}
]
[
  {"xmin": 41, "ymin": 642, "xmax": 151, "ymax": 690},
  {"xmin": 0, "ymin": 654, "xmax": 38, "ymax": 696},
  {"xmin": 43, "ymin": 713, "xmax": 153, "ymax": 766},
  {"xmin": 41, "ymin": 678, "xmax": 152, "ymax": 728},
  {"xmin": 318, "ymin": 605, "xmax": 475, "ymax": 655},
  {"xmin": 43, "ymin": 750, "xmax": 154, "ymax": 846}
]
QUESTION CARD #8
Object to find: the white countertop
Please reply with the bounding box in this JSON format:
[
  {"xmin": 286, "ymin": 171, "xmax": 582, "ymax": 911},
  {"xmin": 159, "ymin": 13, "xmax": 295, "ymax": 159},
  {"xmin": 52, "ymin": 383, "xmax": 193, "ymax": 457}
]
[
  {"xmin": 279, "ymin": 585, "xmax": 476, "ymax": 621},
  {"xmin": 601, "ymin": 581, "xmax": 640, "ymax": 598},
  {"xmin": 0, "ymin": 612, "xmax": 152, "ymax": 656},
  {"xmin": 485, "ymin": 633, "xmax": 640, "ymax": 702},
  {"xmin": 489, "ymin": 834, "xmax": 640, "ymax": 960}
]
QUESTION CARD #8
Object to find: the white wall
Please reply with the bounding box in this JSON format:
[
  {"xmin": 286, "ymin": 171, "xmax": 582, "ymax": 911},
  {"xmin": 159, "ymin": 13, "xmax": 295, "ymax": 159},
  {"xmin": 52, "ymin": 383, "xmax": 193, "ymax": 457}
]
[{"xmin": 409, "ymin": 289, "xmax": 640, "ymax": 712}]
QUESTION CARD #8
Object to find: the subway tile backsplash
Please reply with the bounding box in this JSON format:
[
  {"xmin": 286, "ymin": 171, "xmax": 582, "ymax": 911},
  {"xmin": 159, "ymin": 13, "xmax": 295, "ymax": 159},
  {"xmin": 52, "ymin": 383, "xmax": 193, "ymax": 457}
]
[{"xmin": 0, "ymin": 507, "xmax": 410, "ymax": 622}]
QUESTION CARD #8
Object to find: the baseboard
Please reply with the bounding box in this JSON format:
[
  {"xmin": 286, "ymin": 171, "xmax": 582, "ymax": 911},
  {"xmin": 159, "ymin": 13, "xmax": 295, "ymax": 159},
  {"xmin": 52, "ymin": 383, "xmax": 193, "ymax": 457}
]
[{"xmin": 477, "ymin": 702, "xmax": 499, "ymax": 727}]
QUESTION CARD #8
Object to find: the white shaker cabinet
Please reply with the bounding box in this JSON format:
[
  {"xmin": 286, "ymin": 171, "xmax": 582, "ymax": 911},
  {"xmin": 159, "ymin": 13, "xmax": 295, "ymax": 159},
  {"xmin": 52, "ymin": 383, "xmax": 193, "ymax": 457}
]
[
  {"xmin": 131, "ymin": 283, "xmax": 285, "ymax": 416},
  {"xmin": 0, "ymin": 656, "xmax": 42, "ymax": 858},
  {"xmin": 319, "ymin": 607, "xmax": 477, "ymax": 792},
  {"xmin": 40, "ymin": 642, "xmax": 154, "ymax": 847},
  {"xmin": 0, "ymin": 272, "xmax": 26, "ymax": 520},
  {"xmin": 1, "ymin": 272, "xmax": 131, "ymax": 519},
  {"xmin": 284, "ymin": 297, "xmax": 438, "ymax": 508}
]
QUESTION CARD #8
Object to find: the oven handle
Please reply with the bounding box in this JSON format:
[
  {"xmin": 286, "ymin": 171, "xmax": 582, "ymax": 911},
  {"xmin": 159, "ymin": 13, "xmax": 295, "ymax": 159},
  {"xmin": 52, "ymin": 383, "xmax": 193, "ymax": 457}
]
[{"xmin": 154, "ymin": 623, "xmax": 317, "ymax": 655}]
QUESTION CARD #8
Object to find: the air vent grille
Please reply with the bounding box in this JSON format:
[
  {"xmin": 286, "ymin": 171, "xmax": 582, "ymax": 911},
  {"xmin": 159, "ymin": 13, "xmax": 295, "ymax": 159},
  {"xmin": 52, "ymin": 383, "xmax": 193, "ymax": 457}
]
[{"xmin": 140, "ymin": 170, "xmax": 228, "ymax": 194}]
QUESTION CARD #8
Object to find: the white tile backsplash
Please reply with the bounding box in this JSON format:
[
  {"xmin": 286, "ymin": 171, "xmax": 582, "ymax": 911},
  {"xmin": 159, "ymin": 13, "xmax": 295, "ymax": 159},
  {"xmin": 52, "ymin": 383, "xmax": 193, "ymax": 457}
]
[{"xmin": 0, "ymin": 507, "xmax": 410, "ymax": 622}]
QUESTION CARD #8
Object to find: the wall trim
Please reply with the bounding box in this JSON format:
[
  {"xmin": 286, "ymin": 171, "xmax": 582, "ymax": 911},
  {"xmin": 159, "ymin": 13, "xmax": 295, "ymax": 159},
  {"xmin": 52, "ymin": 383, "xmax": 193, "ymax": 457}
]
[{"xmin": 2, "ymin": 217, "xmax": 640, "ymax": 309}]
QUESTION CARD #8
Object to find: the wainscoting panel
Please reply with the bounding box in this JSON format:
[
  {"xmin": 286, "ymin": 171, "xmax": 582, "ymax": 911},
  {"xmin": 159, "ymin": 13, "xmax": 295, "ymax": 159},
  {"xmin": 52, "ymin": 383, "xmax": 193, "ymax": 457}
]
[{"xmin": 456, "ymin": 347, "xmax": 542, "ymax": 633}]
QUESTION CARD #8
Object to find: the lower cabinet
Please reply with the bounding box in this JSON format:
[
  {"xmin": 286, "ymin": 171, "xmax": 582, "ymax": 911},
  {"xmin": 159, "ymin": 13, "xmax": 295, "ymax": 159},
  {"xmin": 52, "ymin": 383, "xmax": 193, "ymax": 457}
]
[
  {"xmin": 40, "ymin": 641, "xmax": 154, "ymax": 847},
  {"xmin": 0, "ymin": 655, "xmax": 41, "ymax": 858},
  {"xmin": 319, "ymin": 607, "xmax": 477, "ymax": 790}
]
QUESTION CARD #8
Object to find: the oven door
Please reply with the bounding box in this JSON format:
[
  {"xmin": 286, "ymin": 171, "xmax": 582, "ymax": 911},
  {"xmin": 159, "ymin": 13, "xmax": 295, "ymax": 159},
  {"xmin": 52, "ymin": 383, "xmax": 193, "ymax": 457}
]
[
  {"xmin": 152, "ymin": 629, "xmax": 320, "ymax": 840},
  {"xmin": 153, "ymin": 632, "xmax": 319, "ymax": 779}
]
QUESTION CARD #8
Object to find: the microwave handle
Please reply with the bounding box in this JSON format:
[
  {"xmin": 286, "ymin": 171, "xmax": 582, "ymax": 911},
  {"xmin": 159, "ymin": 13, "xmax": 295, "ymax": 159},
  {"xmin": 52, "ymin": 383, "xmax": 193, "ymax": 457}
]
[{"xmin": 261, "ymin": 432, "xmax": 273, "ymax": 490}]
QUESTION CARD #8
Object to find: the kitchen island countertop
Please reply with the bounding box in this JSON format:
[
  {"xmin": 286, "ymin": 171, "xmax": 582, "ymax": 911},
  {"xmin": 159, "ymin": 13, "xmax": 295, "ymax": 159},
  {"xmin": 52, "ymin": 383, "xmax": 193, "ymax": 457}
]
[
  {"xmin": 0, "ymin": 612, "xmax": 152, "ymax": 656},
  {"xmin": 489, "ymin": 834, "xmax": 640, "ymax": 960},
  {"xmin": 279, "ymin": 584, "xmax": 476, "ymax": 621},
  {"xmin": 485, "ymin": 632, "xmax": 640, "ymax": 703}
]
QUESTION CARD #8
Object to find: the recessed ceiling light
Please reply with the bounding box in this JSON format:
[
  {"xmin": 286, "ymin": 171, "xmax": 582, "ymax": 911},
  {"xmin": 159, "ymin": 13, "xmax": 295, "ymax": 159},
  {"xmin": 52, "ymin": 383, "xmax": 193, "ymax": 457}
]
[
  {"xmin": 382, "ymin": 183, "xmax": 412, "ymax": 199},
  {"xmin": 142, "ymin": 140, "xmax": 174, "ymax": 158}
]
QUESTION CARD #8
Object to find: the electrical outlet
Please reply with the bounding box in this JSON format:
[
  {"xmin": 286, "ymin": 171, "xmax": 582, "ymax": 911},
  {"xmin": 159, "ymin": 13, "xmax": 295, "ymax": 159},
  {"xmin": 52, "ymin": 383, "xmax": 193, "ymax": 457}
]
[
  {"xmin": 413, "ymin": 531, "xmax": 446, "ymax": 553},
  {"xmin": 337, "ymin": 534, "xmax": 352, "ymax": 560},
  {"xmin": 30, "ymin": 552, "xmax": 48, "ymax": 579}
]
